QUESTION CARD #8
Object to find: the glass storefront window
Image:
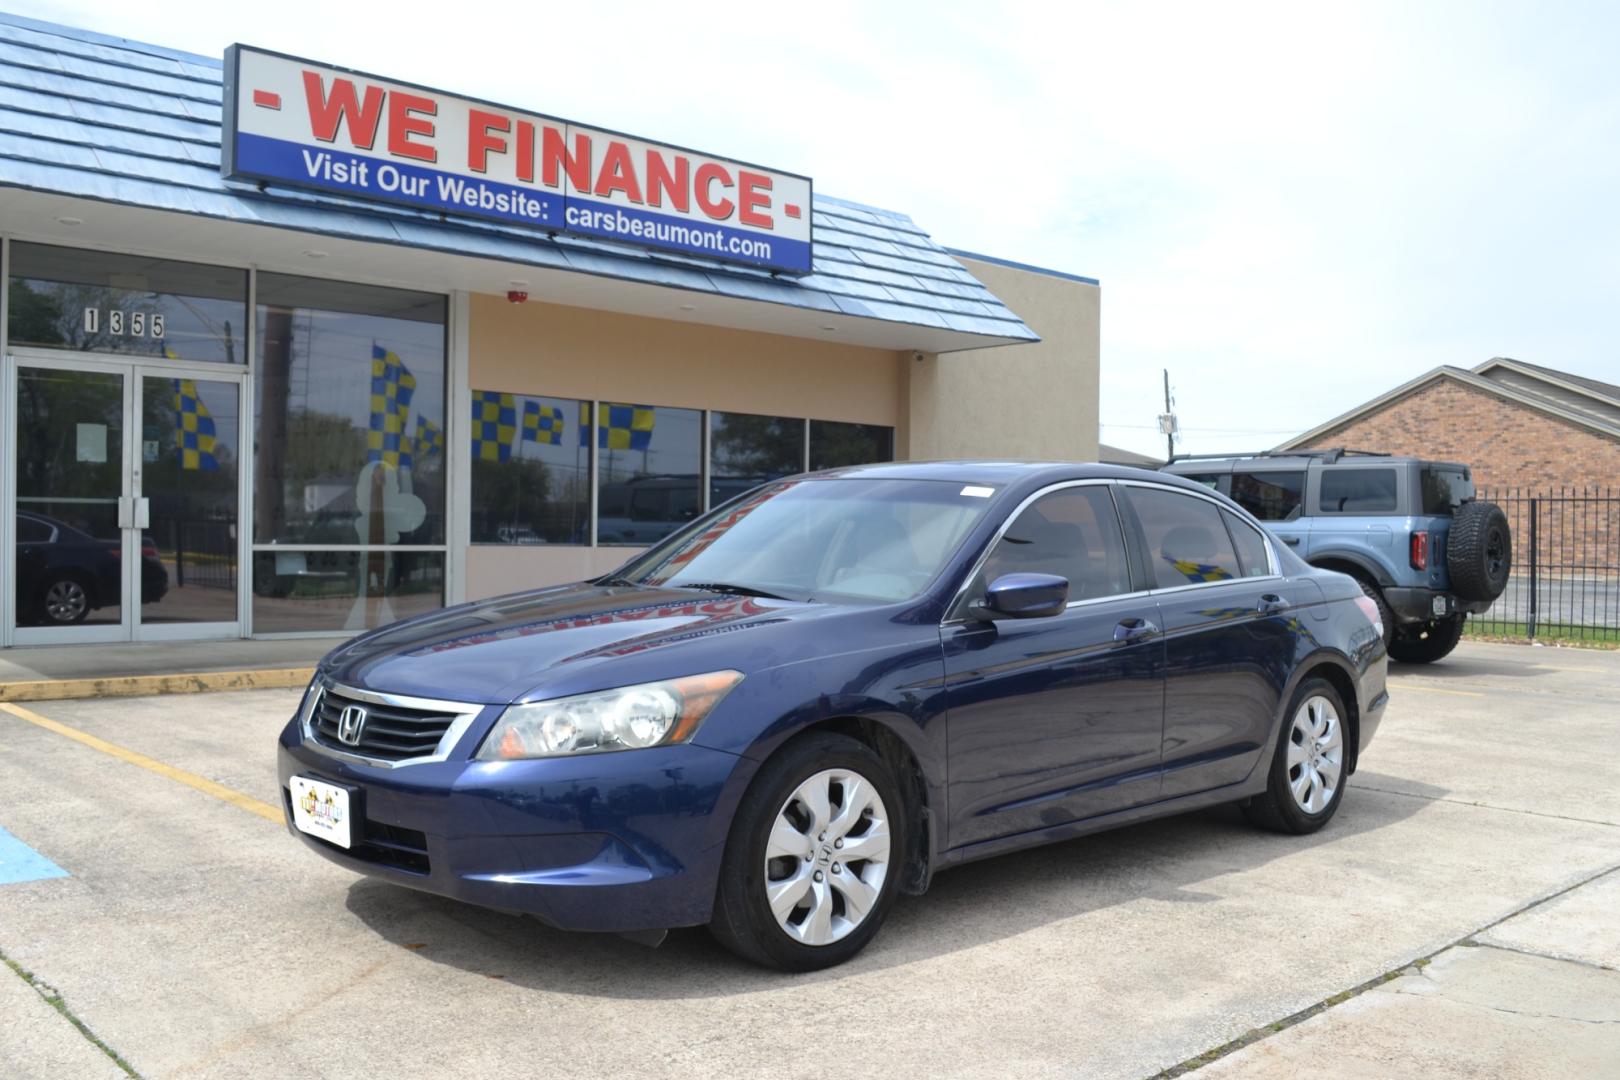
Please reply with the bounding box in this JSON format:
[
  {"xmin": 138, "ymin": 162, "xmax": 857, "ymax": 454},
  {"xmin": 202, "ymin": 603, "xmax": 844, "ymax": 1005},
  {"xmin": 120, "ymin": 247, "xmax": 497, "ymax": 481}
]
[
  {"xmin": 253, "ymin": 273, "xmax": 447, "ymax": 546},
  {"xmin": 250, "ymin": 551, "xmax": 443, "ymax": 633},
  {"xmin": 810, "ymin": 420, "xmax": 894, "ymax": 471},
  {"xmin": 595, "ymin": 402, "xmax": 701, "ymax": 545},
  {"xmin": 8, "ymin": 242, "xmax": 247, "ymax": 364},
  {"xmin": 469, "ymin": 391, "xmax": 591, "ymax": 544},
  {"xmin": 710, "ymin": 411, "xmax": 805, "ymax": 506}
]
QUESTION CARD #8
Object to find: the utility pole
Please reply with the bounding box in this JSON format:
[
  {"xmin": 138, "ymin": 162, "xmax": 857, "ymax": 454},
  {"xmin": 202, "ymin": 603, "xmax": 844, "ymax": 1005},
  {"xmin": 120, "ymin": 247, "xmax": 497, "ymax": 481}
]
[{"xmin": 1159, "ymin": 369, "xmax": 1178, "ymax": 463}]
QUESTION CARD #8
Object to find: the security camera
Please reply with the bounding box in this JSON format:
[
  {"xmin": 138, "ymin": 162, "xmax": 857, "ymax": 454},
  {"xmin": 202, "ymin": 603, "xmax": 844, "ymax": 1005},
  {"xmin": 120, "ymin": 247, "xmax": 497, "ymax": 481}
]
[{"xmin": 913, "ymin": 351, "xmax": 927, "ymax": 362}]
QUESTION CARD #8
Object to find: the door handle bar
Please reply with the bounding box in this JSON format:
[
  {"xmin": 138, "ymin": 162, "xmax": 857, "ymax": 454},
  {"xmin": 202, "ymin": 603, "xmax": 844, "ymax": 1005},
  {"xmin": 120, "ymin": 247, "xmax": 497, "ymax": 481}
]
[{"xmin": 1113, "ymin": 618, "xmax": 1158, "ymax": 644}]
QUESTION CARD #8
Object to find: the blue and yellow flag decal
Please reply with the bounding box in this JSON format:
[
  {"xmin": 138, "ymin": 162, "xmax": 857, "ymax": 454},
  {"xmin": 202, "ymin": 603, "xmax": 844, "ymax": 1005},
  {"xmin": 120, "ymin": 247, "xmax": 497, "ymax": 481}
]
[
  {"xmin": 173, "ymin": 378, "xmax": 218, "ymax": 471},
  {"xmin": 523, "ymin": 401, "xmax": 564, "ymax": 446},
  {"xmin": 367, "ymin": 345, "xmax": 416, "ymax": 470},
  {"xmin": 581, "ymin": 402, "xmax": 655, "ymax": 450},
  {"xmin": 472, "ymin": 391, "xmax": 518, "ymax": 462}
]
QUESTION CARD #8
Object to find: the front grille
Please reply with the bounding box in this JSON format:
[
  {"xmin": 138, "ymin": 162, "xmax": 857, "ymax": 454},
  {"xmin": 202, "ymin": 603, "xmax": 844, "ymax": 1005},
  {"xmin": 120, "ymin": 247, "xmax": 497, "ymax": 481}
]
[{"xmin": 311, "ymin": 686, "xmax": 459, "ymax": 762}]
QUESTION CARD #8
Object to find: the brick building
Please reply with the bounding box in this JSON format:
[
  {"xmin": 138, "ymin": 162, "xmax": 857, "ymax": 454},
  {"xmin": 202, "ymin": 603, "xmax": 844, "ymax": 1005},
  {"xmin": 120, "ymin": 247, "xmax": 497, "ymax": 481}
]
[{"xmin": 1277, "ymin": 358, "xmax": 1620, "ymax": 491}]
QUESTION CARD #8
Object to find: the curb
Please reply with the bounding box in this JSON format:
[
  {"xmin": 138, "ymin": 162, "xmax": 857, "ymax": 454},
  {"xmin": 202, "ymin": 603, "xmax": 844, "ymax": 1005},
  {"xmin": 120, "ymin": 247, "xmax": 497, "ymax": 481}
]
[{"xmin": 0, "ymin": 667, "xmax": 315, "ymax": 702}]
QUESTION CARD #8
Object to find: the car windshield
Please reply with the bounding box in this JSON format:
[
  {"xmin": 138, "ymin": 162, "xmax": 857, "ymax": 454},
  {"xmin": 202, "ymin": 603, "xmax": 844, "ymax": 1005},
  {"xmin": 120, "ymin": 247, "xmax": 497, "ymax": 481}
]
[{"xmin": 616, "ymin": 478, "xmax": 994, "ymax": 603}]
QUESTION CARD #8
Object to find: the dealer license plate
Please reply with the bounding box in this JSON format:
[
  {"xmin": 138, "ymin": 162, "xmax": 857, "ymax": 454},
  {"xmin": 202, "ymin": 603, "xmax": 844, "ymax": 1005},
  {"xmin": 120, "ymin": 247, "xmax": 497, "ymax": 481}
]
[{"xmin": 290, "ymin": 776, "xmax": 351, "ymax": 849}]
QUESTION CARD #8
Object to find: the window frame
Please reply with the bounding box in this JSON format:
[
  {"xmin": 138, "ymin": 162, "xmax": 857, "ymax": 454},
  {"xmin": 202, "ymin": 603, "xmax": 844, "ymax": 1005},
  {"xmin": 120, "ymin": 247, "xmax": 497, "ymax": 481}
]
[{"xmin": 1117, "ymin": 480, "xmax": 1280, "ymax": 592}]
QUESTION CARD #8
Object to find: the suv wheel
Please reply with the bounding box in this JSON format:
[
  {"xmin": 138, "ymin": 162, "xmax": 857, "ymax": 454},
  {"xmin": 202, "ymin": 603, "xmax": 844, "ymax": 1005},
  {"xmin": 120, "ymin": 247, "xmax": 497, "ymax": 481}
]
[
  {"xmin": 709, "ymin": 733, "xmax": 905, "ymax": 971},
  {"xmin": 1352, "ymin": 577, "xmax": 1394, "ymax": 650},
  {"xmin": 1388, "ymin": 614, "xmax": 1466, "ymax": 664},
  {"xmin": 1448, "ymin": 501, "xmax": 1512, "ymax": 601}
]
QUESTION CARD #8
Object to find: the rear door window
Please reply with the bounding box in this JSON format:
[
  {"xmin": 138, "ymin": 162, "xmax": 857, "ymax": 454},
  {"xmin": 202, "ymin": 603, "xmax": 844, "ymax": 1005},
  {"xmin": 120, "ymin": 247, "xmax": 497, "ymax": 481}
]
[
  {"xmin": 1230, "ymin": 471, "xmax": 1305, "ymax": 521},
  {"xmin": 1318, "ymin": 468, "xmax": 1397, "ymax": 514},
  {"xmin": 977, "ymin": 486, "xmax": 1133, "ymax": 603},
  {"xmin": 1223, "ymin": 511, "xmax": 1273, "ymax": 577},
  {"xmin": 1127, "ymin": 487, "xmax": 1244, "ymax": 588},
  {"xmin": 1421, "ymin": 467, "xmax": 1473, "ymax": 514}
]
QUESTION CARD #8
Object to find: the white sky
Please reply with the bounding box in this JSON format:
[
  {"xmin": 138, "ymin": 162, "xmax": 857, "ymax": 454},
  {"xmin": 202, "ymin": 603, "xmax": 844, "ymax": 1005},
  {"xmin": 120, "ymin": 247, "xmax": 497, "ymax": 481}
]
[{"xmin": 21, "ymin": 0, "xmax": 1620, "ymax": 458}]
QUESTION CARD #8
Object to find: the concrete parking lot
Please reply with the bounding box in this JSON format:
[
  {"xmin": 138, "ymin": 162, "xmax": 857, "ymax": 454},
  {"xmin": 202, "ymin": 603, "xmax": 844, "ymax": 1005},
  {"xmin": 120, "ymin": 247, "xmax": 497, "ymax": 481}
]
[{"xmin": 1, "ymin": 641, "xmax": 1616, "ymax": 1079}]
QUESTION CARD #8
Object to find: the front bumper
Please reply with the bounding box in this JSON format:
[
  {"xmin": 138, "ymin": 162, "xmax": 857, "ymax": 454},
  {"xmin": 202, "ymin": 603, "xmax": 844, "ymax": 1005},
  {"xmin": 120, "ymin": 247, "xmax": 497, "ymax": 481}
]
[
  {"xmin": 1382, "ymin": 587, "xmax": 1492, "ymax": 624},
  {"xmin": 277, "ymin": 722, "xmax": 756, "ymax": 933}
]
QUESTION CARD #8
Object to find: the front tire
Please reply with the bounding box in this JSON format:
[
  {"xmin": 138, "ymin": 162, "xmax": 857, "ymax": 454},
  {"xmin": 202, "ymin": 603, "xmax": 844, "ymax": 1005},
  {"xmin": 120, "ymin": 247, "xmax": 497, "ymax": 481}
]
[
  {"xmin": 709, "ymin": 733, "xmax": 904, "ymax": 971},
  {"xmin": 1244, "ymin": 678, "xmax": 1349, "ymax": 835},
  {"xmin": 1388, "ymin": 614, "xmax": 1465, "ymax": 664}
]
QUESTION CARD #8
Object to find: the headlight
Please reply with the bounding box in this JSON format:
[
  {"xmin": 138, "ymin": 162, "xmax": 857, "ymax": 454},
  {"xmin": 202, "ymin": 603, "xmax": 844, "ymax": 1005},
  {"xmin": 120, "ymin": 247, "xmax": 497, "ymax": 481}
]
[{"xmin": 476, "ymin": 671, "xmax": 743, "ymax": 761}]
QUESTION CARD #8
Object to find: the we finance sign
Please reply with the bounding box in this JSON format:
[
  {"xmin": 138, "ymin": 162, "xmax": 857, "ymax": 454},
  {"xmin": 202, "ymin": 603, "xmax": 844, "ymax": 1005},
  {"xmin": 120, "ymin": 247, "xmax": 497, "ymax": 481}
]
[{"xmin": 221, "ymin": 46, "xmax": 813, "ymax": 274}]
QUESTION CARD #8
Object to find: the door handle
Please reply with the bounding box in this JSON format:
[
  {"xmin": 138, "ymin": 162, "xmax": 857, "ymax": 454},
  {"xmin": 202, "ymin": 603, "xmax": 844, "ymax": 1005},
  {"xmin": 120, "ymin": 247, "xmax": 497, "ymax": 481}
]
[
  {"xmin": 1280, "ymin": 536, "xmax": 1301, "ymax": 546},
  {"xmin": 134, "ymin": 497, "xmax": 151, "ymax": 530},
  {"xmin": 1258, "ymin": 594, "xmax": 1288, "ymax": 615},
  {"xmin": 117, "ymin": 496, "xmax": 134, "ymax": 530},
  {"xmin": 1113, "ymin": 618, "xmax": 1158, "ymax": 644}
]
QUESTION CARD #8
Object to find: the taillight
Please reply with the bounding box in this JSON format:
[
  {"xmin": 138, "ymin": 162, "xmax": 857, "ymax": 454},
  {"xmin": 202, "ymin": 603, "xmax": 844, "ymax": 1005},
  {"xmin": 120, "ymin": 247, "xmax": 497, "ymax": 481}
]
[
  {"xmin": 1353, "ymin": 595, "xmax": 1384, "ymax": 640},
  {"xmin": 1410, "ymin": 530, "xmax": 1429, "ymax": 571}
]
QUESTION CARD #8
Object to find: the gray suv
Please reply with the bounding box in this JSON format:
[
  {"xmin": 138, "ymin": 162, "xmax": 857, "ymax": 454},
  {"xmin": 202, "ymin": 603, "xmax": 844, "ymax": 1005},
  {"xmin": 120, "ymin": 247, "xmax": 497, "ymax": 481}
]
[{"xmin": 1163, "ymin": 450, "xmax": 1511, "ymax": 663}]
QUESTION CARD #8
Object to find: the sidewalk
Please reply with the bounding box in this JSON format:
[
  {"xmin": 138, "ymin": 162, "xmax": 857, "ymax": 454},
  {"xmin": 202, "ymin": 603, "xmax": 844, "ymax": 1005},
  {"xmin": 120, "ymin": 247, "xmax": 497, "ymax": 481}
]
[
  {"xmin": 0, "ymin": 639, "xmax": 328, "ymax": 701},
  {"xmin": 1188, "ymin": 868, "xmax": 1620, "ymax": 1078}
]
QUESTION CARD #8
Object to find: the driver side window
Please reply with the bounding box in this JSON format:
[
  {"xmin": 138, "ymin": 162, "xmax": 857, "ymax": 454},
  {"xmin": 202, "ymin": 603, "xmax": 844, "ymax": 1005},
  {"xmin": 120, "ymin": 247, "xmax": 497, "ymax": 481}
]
[{"xmin": 977, "ymin": 486, "xmax": 1133, "ymax": 603}]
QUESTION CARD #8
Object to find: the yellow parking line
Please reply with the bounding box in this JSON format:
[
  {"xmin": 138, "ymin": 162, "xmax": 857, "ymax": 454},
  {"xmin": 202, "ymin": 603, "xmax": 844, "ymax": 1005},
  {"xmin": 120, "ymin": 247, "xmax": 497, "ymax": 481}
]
[
  {"xmin": 0, "ymin": 701, "xmax": 283, "ymax": 824},
  {"xmin": 1389, "ymin": 683, "xmax": 1486, "ymax": 698}
]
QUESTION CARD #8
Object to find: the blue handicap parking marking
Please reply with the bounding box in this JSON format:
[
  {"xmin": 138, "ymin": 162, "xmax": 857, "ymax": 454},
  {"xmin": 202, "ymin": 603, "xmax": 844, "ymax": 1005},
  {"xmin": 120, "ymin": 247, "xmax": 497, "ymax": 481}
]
[{"xmin": 0, "ymin": 825, "xmax": 68, "ymax": 885}]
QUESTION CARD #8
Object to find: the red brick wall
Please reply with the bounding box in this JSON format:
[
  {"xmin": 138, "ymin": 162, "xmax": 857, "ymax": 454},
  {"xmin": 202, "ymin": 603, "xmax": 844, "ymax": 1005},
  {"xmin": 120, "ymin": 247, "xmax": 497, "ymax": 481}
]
[{"xmin": 1299, "ymin": 377, "xmax": 1620, "ymax": 493}]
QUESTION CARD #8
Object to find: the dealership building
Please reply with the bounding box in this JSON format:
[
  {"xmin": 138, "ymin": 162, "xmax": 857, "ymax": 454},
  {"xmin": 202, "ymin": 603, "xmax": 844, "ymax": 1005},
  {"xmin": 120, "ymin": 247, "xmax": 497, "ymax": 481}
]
[{"xmin": 0, "ymin": 13, "xmax": 1099, "ymax": 649}]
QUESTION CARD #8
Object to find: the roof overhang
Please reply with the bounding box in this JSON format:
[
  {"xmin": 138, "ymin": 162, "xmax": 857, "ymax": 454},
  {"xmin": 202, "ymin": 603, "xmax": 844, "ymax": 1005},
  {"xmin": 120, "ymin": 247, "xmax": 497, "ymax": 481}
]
[{"xmin": 0, "ymin": 186, "xmax": 1033, "ymax": 353}]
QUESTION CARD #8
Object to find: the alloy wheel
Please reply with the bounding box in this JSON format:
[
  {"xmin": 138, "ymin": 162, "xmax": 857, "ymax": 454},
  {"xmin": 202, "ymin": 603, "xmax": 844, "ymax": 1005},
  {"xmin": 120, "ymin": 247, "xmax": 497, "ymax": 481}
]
[
  {"xmin": 45, "ymin": 580, "xmax": 88, "ymax": 623},
  {"xmin": 763, "ymin": 768, "xmax": 891, "ymax": 946},
  {"xmin": 1286, "ymin": 695, "xmax": 1343, "ymax": 814}
]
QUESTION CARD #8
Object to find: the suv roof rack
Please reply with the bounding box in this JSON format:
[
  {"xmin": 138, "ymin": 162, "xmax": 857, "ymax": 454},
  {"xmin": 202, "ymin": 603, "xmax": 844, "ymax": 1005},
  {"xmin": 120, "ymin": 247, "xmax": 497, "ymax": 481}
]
[{"xmin": 1168, "ymin": 448, "xmax": 1392, "ymax": 465}]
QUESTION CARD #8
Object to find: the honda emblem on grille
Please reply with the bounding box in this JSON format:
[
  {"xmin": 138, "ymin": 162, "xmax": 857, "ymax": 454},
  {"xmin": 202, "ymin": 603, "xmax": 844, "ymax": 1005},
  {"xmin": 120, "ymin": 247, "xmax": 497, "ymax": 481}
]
[{"xmin": 336, "ymin": 705, "xmax": 368, "ymax": 746}]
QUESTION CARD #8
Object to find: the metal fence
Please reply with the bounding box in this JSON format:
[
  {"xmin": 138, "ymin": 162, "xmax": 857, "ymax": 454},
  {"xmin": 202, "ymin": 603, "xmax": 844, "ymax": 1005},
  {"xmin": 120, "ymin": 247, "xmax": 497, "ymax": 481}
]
[{"xmin": 1470, "ymin": 488, "xmax": 1620, "ymax": 642}]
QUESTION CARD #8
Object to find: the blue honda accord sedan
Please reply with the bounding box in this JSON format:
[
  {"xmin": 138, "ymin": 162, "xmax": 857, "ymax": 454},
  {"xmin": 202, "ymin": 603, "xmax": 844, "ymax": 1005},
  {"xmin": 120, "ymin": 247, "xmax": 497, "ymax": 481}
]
[{"xmin": 279, "ymin": 462, "xmax": 1388, "ymax": 970}]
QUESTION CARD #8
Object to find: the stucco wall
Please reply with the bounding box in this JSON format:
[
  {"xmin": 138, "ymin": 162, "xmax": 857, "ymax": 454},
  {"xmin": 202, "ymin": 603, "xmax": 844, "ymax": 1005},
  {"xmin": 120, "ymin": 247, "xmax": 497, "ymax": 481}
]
[
  {"xmin": 464, "ymin": 293, "xmax": 906, "ymax": 599},
  {"xmin": 906, "ymin": 257, "xmax": 1100, "ymax": 462}
]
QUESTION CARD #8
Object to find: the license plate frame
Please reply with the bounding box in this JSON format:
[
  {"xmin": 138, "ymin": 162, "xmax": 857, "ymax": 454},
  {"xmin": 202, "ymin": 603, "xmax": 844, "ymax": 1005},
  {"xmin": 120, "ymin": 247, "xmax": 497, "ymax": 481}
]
[{"xmin": 289, "ymin": 775, "xmax": 358, "ymax": 850}]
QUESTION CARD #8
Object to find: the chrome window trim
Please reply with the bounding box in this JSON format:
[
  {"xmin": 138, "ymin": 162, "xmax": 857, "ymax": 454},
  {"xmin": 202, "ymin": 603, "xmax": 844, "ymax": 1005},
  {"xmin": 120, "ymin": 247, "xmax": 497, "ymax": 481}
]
[
  {"xmin": 942, "ymin": 478, "xmax": 1127, "ymax": 626},
  {"xmin": 300, "ymin": 680, "xmax": 486, "ymax": 769}
]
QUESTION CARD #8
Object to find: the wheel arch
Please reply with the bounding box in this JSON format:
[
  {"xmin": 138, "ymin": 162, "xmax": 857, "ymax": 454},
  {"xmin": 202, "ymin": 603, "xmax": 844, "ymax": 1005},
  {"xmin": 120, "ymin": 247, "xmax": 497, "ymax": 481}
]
[
  {"xmin": 1283, "ymin": 651, "xmax": 1363, "ymax": 776},
  {"xmin": 1309, "ymin": 551, "xmax": 1394, "ymax": 590},
  {"xmin": 746, "ymin": 713, "xmax": 939, "ymax": 897}
]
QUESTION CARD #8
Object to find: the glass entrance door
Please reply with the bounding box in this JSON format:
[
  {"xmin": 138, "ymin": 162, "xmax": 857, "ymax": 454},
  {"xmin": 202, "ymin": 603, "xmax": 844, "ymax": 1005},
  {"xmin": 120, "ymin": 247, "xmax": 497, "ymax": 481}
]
[
  {"xmin": 9, "ymin": 359, "xmax": 245, "ymax": 644},
  {"xmin": 13, "ymin": 364, "xmax": 129, "ymax": 641}
]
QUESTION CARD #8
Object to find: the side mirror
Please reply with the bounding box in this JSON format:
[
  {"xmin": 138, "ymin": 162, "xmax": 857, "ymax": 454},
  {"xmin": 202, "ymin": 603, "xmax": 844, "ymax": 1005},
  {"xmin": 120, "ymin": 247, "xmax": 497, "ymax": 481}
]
[{"xmin": 973, "ymin": 572, "xmax": 1069, "ymax": 620}]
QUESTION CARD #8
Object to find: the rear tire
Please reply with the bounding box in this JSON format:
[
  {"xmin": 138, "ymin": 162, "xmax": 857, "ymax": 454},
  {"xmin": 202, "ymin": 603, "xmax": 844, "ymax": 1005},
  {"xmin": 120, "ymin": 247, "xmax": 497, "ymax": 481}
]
[
  {"xmin": 1244, "ymin": 678, "xmax": 1350, "ymax": 835},
  {"xmin": 1388, "ymin": 614, "xmax": 1466, "ymax": 664},
  {"xmin": 1352, "ymin": 576, "xmax": 1394, "ymax": 651},
  {"xmin": 709, "ymin": 733, "xmax": 904, "ymax": 971}
]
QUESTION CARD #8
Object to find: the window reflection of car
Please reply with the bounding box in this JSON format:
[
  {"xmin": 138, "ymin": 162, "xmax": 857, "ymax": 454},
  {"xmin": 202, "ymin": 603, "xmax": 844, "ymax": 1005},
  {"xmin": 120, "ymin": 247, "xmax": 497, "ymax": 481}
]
[
  {"xmin": 16, "ymin": 510, "xmax": 168, "ymax": 625},
  {"xmin": 597, "ymin": 474, "xmax": 701, "ymax": 544}
]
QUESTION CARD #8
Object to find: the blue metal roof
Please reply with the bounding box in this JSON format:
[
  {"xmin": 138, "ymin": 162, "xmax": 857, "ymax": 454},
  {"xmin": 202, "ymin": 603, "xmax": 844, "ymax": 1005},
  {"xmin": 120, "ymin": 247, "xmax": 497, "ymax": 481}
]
[{"xmin": 0, "ymin": 13, "xmax": 1038, "ymax": 345}]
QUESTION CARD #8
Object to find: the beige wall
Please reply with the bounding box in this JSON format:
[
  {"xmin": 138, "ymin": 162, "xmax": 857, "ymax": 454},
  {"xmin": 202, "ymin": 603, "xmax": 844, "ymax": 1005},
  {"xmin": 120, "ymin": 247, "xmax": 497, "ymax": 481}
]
[
  {"xmin": 906, "ymin": 257, "xmax": 1100, "ymax": 462},
  {"xmin": 465, "ymin": 293, "xmax": 906, "ymax": 599}
]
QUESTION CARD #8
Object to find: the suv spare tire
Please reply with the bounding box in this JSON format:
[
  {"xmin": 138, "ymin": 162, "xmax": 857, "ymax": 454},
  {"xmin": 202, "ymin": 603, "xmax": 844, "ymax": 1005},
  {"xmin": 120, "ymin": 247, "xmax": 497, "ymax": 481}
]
[{"xmin": 1447, "ymin": 500, "xmax": 1511, "ymax": 601}]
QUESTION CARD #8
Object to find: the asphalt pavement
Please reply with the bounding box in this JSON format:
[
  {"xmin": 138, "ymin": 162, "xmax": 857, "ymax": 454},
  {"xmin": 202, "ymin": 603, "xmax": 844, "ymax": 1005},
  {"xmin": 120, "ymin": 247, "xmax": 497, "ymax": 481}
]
[{"xmin": 0, "ymin": 641, "xmax": 1616, "ymax": 1079}]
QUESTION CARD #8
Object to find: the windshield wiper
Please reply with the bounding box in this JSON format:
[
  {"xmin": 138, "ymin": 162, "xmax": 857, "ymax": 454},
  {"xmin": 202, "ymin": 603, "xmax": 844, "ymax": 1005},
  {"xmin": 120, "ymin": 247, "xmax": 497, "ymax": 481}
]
[{"xmin": 674, "ymin": 581, "xmax": 792, "ymax": 601}]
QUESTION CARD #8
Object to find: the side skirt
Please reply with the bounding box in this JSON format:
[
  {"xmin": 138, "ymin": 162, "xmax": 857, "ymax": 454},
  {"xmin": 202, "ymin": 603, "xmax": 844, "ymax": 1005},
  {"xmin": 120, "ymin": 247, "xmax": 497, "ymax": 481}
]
[{"xmin": 935, "ymin": 773, "xmax": 1270, "ymax": 872}]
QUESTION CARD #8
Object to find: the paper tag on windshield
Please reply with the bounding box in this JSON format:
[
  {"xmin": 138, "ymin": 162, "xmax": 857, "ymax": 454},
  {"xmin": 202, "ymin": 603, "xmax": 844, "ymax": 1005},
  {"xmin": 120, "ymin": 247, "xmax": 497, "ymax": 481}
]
[{"xmin": 960, "ymin": 485, "xmax": 995, "ymax": 498}]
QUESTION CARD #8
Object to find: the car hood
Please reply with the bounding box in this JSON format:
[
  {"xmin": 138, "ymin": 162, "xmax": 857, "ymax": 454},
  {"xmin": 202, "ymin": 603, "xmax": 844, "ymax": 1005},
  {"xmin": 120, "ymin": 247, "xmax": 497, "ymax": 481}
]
[{"xmin": 319, "ymin": 582, "xmax": 850, "ymax": 704}]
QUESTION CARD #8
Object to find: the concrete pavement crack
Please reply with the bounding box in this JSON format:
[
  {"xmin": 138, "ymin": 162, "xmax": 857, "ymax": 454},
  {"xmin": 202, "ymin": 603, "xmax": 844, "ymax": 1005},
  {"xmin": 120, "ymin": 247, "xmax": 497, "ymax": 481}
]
[
  {"xmin": 1, "ymin": 945, "xmax": 141, "ymax": 1077},
  {"xmin": 1349, "ymin": 782, "xmax": 1620, "ymax": 829}
]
